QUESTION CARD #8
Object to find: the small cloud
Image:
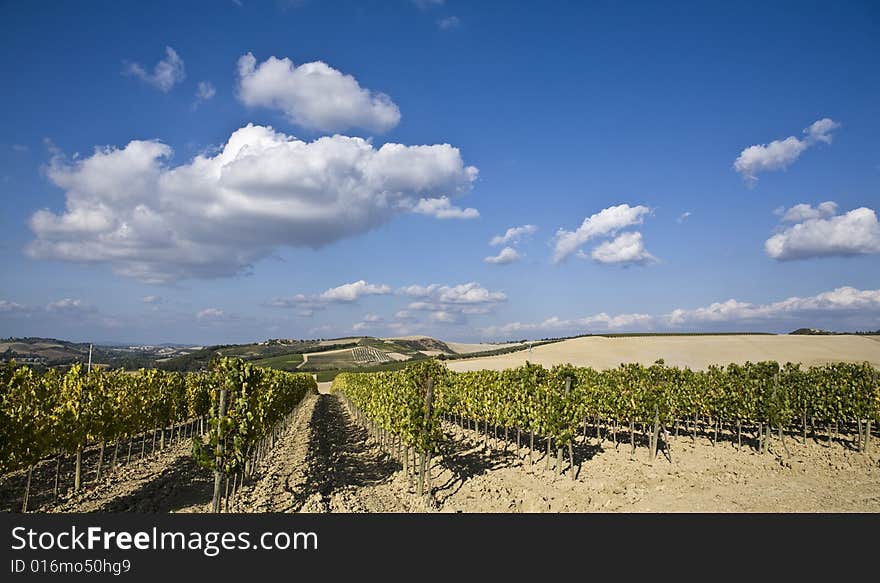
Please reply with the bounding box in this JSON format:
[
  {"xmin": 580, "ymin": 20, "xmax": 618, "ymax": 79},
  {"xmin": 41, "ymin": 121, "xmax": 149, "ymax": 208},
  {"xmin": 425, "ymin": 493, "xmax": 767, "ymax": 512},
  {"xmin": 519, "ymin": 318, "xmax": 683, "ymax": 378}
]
[
  {"xmin": 11, "ymin": 144, "xmax": 29, "ymax": 153},
  {"xmin": 142, "ymin": 295, "xmax": 162, "ymax": 304},
  {"xmin": 484, "ymin": 246, "xmax": 521, "ymax": 265},
  {"xmin": 589, "ymin": 231, "xmax": 657, "ymax": 265},
  {"xmin": 779, "ymin": 201, "xmax": 837, "ymax": 223},
  {"xmin": 268, "ymin": 280, "xmax": 391, "ymax": 312},
  {"xmin": 411, "ymin": 196, "xmax": 479, "ymax": 219},
  {"xmin": 46, "ymin": 298, "xmax": 96, "ymax": 314},
  {"xmin": 319, "ymin": 280, "xmax": 391, "ymax": 302},
  {"xmin": 124, "ymin": 46, "xmax": 186, "ymax": 93},
  {"xmin": 195, "ymin": 307, "xmax": 225, "ymax": 320},
  {"xmin": 237, "ymin": 52, "xmax": 401, "ymax": 133},
  {"xmin": 490, "ymin": 224, "xmax": 537, "ymax": 247},
  {"xmin": 676, "ymin": 211, "xmax": 691, "ymax": 224},
  {"xmin": 0, "ymin": 299, "xmax": 31, "ymax": 314},
  {"xmin": 733, "ymin": 118, "xmax": 839, "ymax": 185},
  {"xmin": 193, "ymin": 81, "xmax": 216, "ymax": 107},
  {"xmin": 42, "ymin": 137, "xmax": 61, "ymax": 158},
  {"xmin": 437, "ymin": 16, "xmax": 461, "ymax": 30},
  {"xmin": 552, "ymin": 203, "xmax": 651, "ymax": 263},
  {"xmin": 765, "ymin": 202, "xmax": 880, "ymax": 260}
]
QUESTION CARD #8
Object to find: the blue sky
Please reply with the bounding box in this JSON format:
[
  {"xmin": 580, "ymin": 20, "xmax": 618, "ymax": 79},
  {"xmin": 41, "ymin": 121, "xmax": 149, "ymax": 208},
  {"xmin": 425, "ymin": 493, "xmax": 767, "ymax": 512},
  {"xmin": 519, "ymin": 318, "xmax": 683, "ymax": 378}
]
[{"xmin": 1, "ymin": 0, "xmax": 879, "ymax": 344}]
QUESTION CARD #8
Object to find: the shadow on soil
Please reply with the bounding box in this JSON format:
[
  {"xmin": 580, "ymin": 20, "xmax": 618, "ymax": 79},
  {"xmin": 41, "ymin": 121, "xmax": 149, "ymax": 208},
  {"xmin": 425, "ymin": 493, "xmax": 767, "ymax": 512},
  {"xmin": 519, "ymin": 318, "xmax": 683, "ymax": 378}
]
[{"xmin": 288, "ymin": 394, "xmax": 400, "ymax": 509}]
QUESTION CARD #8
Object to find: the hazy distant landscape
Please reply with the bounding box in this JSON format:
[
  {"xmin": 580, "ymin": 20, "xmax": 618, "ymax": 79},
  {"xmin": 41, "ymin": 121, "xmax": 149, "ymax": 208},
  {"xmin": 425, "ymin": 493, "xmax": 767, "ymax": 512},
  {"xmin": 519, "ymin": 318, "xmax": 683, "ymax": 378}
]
[{"xmin": 5, "ymin": 331, "xmax": 878, "ymax": 379}]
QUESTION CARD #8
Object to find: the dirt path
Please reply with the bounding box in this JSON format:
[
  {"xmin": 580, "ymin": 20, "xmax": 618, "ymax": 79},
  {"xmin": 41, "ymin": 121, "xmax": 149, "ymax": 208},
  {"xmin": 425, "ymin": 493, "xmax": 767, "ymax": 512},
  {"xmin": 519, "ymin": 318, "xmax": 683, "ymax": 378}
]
[{"xmin": 233, "ymin": 393, "xmax": 423, "ymax": 513}]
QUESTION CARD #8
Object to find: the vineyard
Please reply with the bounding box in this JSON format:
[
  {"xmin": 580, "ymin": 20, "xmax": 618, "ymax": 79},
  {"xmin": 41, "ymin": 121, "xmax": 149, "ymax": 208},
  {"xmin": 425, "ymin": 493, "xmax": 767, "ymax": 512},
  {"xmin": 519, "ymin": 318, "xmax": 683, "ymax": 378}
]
[
  {"xmin": 1, "ymin": 356, "xmax": 878, "ymax": 513},
  {"xmin": 332, "ymin": 359, "xmax": 879, "ymax": 492},
  {"xmin": 0, "ymin": 358, "xmax": 316, "ymax": 512}
]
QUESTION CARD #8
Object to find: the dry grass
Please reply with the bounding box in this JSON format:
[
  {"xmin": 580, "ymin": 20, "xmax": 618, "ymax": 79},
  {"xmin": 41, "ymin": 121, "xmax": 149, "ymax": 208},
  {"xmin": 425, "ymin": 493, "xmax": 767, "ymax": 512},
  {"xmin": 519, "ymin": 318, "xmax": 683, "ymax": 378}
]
[{"xmin": 446, "ymin": 334, "xmax": 880, "ymax": 372}]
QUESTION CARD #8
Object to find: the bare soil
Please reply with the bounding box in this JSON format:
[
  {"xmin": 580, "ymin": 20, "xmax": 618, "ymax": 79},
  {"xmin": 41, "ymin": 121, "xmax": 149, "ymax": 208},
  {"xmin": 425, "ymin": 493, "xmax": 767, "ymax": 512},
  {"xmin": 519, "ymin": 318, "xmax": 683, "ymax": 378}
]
[
  {"xmin": 0, "ymin": 429, "xmax": 213, "ymax": 513},
  {"xmin": 6, "ymin": 392, "xmax": 879, "ymax": 513}
]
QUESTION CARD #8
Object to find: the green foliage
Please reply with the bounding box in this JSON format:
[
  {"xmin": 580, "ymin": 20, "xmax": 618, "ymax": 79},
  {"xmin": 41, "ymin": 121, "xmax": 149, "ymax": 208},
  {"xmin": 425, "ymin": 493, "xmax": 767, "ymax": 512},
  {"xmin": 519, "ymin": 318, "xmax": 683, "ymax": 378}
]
[
  {"xmin": 333, "ymin": 359, "xmax": 447, "ymax": 454},
  {"xmin": 192, "ymin": 358, "xmax": 317, "ymax": 475},
  {"xmin": 0, "ymin": 358, "xmax": 315, "ymax": 477},
  {"xmin": 334, "ymin": 359, "xmax": 880, "ymax": 455}
]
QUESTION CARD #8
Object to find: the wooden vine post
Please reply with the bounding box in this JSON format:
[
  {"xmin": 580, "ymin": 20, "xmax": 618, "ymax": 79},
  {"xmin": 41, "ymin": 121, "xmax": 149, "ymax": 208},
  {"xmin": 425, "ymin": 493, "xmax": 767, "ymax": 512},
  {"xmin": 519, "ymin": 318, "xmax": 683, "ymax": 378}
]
[
  {"xmin": 419, "ymin": 377, "xmax": 434, "ymax": 501},
  {"xmin": 565, "ymin": 377, "xmax": 575, "ymax": 480},
  {"xmin": 650, "ymin": 405, "xmax": 660, "ymax": 460},
  {"xmin": 211, "ymin": 388, "xmax": 228, "ymax": 513},
  {"xmin": 74, "ymin": 345, "xmax": 93, "ymax": 493},
  {"xmin": 867, "ymin": 371, "xmax": 877, "ymax": 454}
]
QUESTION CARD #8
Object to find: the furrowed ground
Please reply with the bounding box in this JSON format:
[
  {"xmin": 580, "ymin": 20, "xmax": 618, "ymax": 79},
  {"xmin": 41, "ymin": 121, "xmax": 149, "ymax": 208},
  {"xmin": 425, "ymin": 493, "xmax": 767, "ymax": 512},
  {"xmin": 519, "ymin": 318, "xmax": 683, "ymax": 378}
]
[{"xmin": 5, "ymin": 380, "xmax": 878, "ymax": 513}]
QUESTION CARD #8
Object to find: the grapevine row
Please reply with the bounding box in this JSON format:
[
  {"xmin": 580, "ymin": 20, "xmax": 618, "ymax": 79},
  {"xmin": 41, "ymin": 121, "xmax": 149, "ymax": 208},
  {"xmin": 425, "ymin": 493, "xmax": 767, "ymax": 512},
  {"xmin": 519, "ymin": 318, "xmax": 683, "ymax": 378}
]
[
  {"xmin": 333, "ymin": 359, "xmax": 879, "ymax": 488},
  {"xmin": 0, "ymin": 357, "xmax": 316, "ymax": 512},
  {"xmin": 191, "ymin": 357, "xmax": 317, "ymax": 511}
]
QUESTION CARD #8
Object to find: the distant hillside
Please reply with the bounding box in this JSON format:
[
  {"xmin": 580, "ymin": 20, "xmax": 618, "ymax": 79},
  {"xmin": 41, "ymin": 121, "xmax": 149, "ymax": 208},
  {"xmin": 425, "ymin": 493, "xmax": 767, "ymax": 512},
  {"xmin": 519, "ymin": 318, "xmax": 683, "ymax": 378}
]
[
  {"xmin": 157, "ymin": 339, "xmax": 361, "ymax": 372},
  {"xmin": 790, "ymin": 328, "xmax": 880, "ymax": 335},
  {"xmin": 790, "ymin": 328, "xmax": 833, "ymax": 335},
  {"xmin": 0, "ymin": 337, "xmax": 195, "ymax": 369}
]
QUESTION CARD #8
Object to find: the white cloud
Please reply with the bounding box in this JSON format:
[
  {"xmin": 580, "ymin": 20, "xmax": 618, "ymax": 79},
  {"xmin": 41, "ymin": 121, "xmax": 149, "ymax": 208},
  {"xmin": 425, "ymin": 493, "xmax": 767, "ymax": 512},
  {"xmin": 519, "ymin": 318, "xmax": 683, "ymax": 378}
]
[
  {"xmin": 27, "ymin": 124, "xmax": 477, "ymax": 283},
  {"xmin": 319, "ymin": 280, "xmax": 391, "ymax": 302},
  {"xmin": 805, "ymin": 118, "xmax": 839, "ymax": 144},
  {"xmin": 668, "ymin": 286, "xmax": 880, "ymax": 326},
  {"xmin": 142, "ymin": 295, "xmax": 161, "ymax": 304},
  {"xmin": 46, "ymin": 298, "xmax": 94, "ymax": 313},
  {"xmin": 482, "ymin": 286, "xmax": 880, "ymax": 338},
  {"xmin": 765, "ymin": 204, "xmax": 880, "ymax": 260},
  {"xmin": 195, "ymin": 308, "xmax": 224, "ymax": 320},
  {"xmin": 125, "ymin": 46, "xmax": 185, "ymax": 92},
  {"xmin": 490, "ymin": 224, "xmax": 537, "ymax": 246},
  {"xmin": 437, "ymin": 16, "xmax": 460, "ymax": 30},
  {"xmin": 733, "ymin": 118, "xmax": 839, "ymax": 184},
  {"xmin": 676, "ymin": 211, "xmax": 691, "ymax": 224},
  {"xmin": 0, "ymin": 299, "xmax": 30, "ymax": 314},
  {"xmin": 266, "ymin": 294, "xmax": 310, "ymax": 309},
  {"xmin": 481, "ymin": 312, "xmax": 655, "ymax": 337},
  {"xmin": 552, "ymin": 204, "xmax": 651, "ymax": 263},
  {"xmin": 583, "ymin": 312, "xmax": 654, "ymax": 329},
  {"xmin": 194, "ymin": 81, "xmax": 216, "ymax": 105},
  {"xmin": 429, "ymin": 310, "xmax": 461, "ymax": 323},
  {"xmin": 484, "ymin": 246, "xmax": 521, "ymax": 265},
  {"xmin": 237, "ymin": 53, "xmax": 401, "ymax": 133},
  {"xmin": 399, "ymin": 282, "xmax": 506, "ymax": 304},
  {"xmin": 779, "ymin": 201, "xmax": 837, "ymax": 223},
  {"xmin": 363, "ymin": 313, "xmax": 382, "ymax": 322},
  {"xmin": 411, "ymin": 196, "xmax": 479, "ymax": 219},
  {"xmin": 398, "ymin": 282, "xmax": 506, "ymax": 325},
  {"xmin": 268, "ymin": 280, "xmax": 390, "ymax": 314},
  {"xmin": 589, "ymin": 231, "xmax": 656, "ymax": 265}
]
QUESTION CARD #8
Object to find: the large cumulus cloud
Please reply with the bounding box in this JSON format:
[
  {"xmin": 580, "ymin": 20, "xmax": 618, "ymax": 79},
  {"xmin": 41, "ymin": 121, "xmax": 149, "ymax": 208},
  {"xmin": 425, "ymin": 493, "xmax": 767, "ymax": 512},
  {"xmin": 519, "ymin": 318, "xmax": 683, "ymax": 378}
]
[{"xmin": 27, "ymin": 124, "xmax": 478, "ymax": 283}]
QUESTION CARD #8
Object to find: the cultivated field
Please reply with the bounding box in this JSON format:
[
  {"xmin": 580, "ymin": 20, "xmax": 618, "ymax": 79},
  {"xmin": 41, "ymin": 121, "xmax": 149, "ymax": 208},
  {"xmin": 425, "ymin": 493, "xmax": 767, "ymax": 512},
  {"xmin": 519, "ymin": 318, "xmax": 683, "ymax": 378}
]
[
  {"xmin": 7, "ymin": 391, "xmax": 877, "ymax": 513},
  {"xmin": 447, "ymin": 334, "xmax": 880, "ymax": 372},
  {"xmin": 444, "ymin": 341, "xmax": 524, "ymax": 354},
  {"xmin": 3, "ymin": 342, "xmax": 879, "ymax": 515}
]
